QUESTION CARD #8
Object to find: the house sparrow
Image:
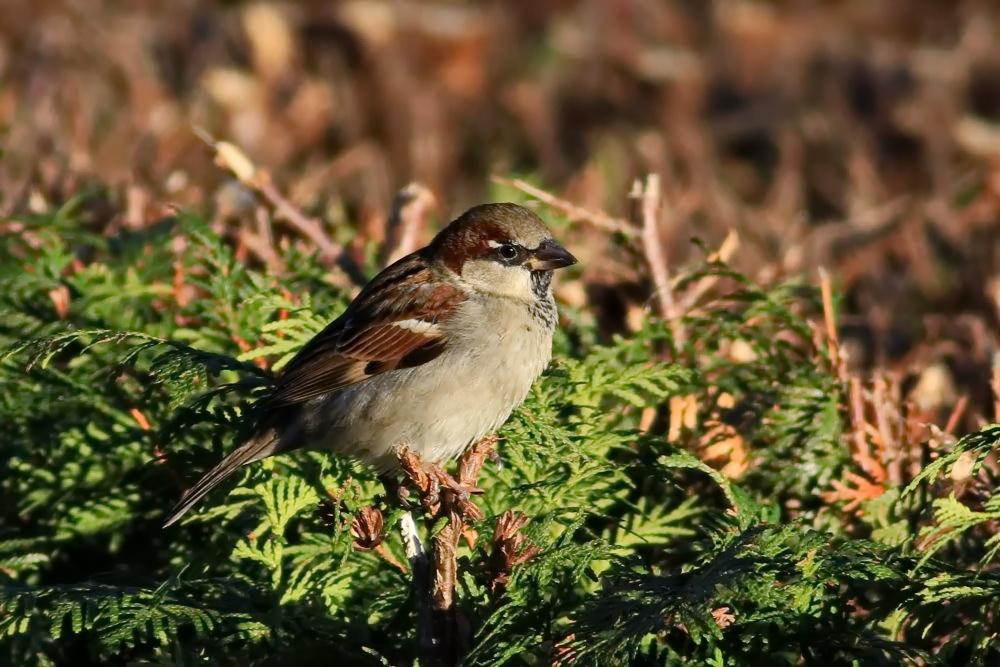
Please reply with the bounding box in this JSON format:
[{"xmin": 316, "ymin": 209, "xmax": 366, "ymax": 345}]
[{"xmin": 164, "ymin": 203, "xmax": 576, "ymax": 526}]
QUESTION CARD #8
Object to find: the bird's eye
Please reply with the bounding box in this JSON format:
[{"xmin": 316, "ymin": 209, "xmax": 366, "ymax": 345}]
[{"xmin": 498, "ymin": 243, "xmax": 519, "ymax": 260}]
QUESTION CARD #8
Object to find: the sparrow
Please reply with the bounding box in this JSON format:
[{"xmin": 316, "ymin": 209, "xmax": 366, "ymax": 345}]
[{"xmin": 163, "ymin": 203, "xmax": 576, "ymax": 526}]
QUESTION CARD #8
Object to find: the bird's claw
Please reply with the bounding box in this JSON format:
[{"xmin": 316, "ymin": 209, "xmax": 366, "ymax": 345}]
[
  {"xmin": 395, "ymin": 446, "xmax": 485, "ymax": 520},
  {"xmin": 428, "ymin": 466, "xmax": 485, "ymax": 521},
  {"xmin": 429, "ymin": 464, "xmax": 484, "ymax": 497}
]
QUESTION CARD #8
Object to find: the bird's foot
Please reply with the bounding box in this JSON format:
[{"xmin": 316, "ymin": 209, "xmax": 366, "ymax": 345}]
[
  {"xmin": 396, "ymin": 446, "xmax": 442, "ymax": 514},
  {"xmin": 464, "ymin": 434, "xmax": 500, "ymax": 474},
  {"xmin": 395, "ymin": 446, "xmax": 487, "ymax": 521},
  {"xmin": 426, "ymin": 464, "xmax": 485, "ymax": 521},
  {"xmin": 396, "ymin": 446, "xmax": 432, "ymax": 492},
  {"xmin": 427, "ymin": 464, "xmax": 484, "ymax": 497}
]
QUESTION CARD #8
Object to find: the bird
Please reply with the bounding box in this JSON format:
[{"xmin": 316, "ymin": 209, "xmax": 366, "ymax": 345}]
[{"xmin": 163, "ymin": 202, "xmax": 577, "ymax": 526}]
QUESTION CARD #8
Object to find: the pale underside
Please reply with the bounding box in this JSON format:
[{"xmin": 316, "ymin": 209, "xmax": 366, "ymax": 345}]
[{"xmin": 267, "ymin": 292, "xmax": 554, "ymax": 471}]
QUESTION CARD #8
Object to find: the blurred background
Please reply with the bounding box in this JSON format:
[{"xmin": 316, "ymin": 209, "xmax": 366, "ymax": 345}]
[{"xmin": 4, "ymin": 0, "xmax": 1000, "ymax": 429}]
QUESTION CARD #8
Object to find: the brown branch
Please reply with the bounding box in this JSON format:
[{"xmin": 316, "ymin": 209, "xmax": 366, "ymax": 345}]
[
  {"xmin": 485, "ymin": 510, "xmax": 539, "ymax": 595},
  {"xmin": 234, "ymin": 207, "xmax": 284, "ymax": 270},
  {"xmin": 819, "ymin": 268, "xmax": 848, "ymax": 381},
  {"xmin": 193, "ymin": 127, "xmax": 366, "ymax": 285},
  {"xmin": 848, "ymin": 377, "xmax": 881, "ymax": 481},
  {"xmin": 381, "ymin": 182, "xmax": 436, "ymax": 267},
  {"xmin": 395, "ymin": 437, "xmax": 497, "ymax": 666},
  {"xmin": 944, "ymin": 394, "xmax": 968, "ymax": 435},
  {"xmin": 432, "ymin": 435, "xmax": 495, "ymax": 609},
  {"xmin": 633, "ymin": 176, "xmax": 677, "ymax": 327},
  {"xmin": 491, "ymin": 175, "xmax": 638, "ymax": 237}
]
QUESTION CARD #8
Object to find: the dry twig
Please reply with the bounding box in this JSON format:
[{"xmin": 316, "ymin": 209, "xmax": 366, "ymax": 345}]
[
  {"xmin": 382, "ymin": 182, "xmax": 436, "ymax": 266},
  {"xmin": 432, "ymin": 436, "xmax": 496, "ymax": 611},
  {"xmin": 819, "ymin": 268, "xmax": 848, "ymax": 381},
  {"xmin": 193, "ymin": 127, "xmax": 366, "ymax": 284},
  {"xmin": 491, "ymin": 175, "xmax": 638, "ymax": 237},
  {"xmin": 632, "ymin": 175, "xmax": 679, "ymax": 336},
  {"xmin": 485, "ymin": 510, "xmax": 539, "ymax": 595},
  {"xmin": 395, "ymin": 436, "xmax": 497, "ymax": 666}
]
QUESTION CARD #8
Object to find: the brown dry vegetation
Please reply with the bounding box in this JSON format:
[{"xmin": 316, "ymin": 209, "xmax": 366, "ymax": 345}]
[
  {"xmin": 5, "ymin": 2, "xmax": 1000, "ymax": 662},
  {"xmin": 5, "ymin": 1, "xmax": 1000, "ymax": 430}
]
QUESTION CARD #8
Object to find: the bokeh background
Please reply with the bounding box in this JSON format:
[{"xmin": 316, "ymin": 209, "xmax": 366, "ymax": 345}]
[
  {"xmin": 4, "ymin": 0, "xmax": 1000, "ymax": 429},
  {"xmin": 8, "ymin": 3, "xmax": 1000, "ymax": 664}
]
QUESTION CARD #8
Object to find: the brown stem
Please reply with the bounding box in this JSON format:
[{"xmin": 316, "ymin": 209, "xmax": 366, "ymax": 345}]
[
  {"xmin": 195, "ymin": 128, "xmax": 367, "ymax": 285},
  {"xmin": 381, "ymin": 182, "xmax": 436, "ymax": 267},
  {"xmin": 397, "ymin": 436, "xmax": 496, "ymax": 666},
  {"xmin": 431, "ymin": 436, "xmax": 494, "ymax": 607},
  {"xmin": 633, "ymin": 175, "xmax": 683, "ymax": 345},
  {"xmin": 491, "ymin": 175, "xmax": 638, "ymax": 237}
]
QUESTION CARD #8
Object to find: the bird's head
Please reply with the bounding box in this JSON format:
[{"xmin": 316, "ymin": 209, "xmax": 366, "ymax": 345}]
[{"xmin": 431, "ymin": 203, "xmax": 577, "ymax": 301}]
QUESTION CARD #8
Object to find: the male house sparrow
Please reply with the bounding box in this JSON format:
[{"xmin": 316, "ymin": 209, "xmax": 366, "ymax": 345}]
[{"xmin": 164, "ymin": 203, "xmax": 576, "ymax": 526}]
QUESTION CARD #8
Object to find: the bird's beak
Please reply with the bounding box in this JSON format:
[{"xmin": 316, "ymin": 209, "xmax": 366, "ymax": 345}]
[{"xmin": 527, "ymin": 239, "xmax": 577, "ymax": 271}]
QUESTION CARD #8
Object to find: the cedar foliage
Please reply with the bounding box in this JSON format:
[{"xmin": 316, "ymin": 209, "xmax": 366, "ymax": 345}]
[{"xmin": 3, "ymin": 196, "xmax": 1000, "ymax": 666}]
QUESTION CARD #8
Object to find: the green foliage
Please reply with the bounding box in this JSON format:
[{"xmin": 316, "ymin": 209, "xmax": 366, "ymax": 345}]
[{"xmin": 2, "ymin": 205, "xmax": 999, "ymax": 665}]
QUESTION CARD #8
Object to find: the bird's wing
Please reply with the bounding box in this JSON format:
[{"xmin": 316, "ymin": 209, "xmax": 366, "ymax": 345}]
[{"xmin": 265, "ymin": 257, "xmax": 463, "ymax": 407}]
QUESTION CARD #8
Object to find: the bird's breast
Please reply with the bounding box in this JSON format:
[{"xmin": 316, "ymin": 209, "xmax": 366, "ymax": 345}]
[{"xmin": 311, "ymin": 296, "xmax": 555, "ymax": 468}]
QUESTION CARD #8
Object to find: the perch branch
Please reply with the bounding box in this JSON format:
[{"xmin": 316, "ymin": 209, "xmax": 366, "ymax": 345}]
[{"xmin": 397, "ymin": 436, "xmax": 497, "ymax": 666}]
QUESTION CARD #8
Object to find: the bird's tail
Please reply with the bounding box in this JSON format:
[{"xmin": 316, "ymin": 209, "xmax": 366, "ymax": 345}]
[{"xmin": 163, "ymin": 429, "xmax": 279, "ymax": 527}]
